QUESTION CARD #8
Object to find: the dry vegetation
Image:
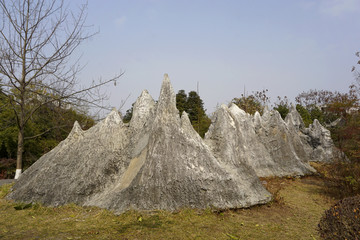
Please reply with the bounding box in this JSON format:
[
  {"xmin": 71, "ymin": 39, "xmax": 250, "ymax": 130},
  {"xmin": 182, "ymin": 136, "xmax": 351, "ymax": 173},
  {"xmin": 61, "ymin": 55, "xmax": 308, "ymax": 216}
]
[{"xmin": 0, "ymin": 175, "xmax": 336, "ymax": 240}]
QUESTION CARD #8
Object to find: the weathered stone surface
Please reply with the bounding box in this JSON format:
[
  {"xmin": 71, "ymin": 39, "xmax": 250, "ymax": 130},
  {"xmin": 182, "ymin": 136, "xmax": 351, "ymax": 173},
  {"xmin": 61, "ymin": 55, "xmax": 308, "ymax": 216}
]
[
  {"xmin": 129, "ymin": 90, "xmax": 155, "ymax": 131},
  {"xmin": 8, "ymin": 74, "xmax": 271, "ymax": 213},
  {"xmin": 285, "ymin": 106, "xmax": 344, "ymax": 163},
  {"xmin": 306, "ymin": 119, "xmax": 345, "ymax": 162},
  {"xmin": 205, "ymin": 104, "xmax": 273, "ymax": 177},
  {"xmin": 8, "ymin": 73, "xmax": 344, "ymax": 211},
  {"xmin": 86, "ymin": 76, "xmax": 270, "ymax": 212},
  {"xmin": 285, "ymin": 105, "xmax": 306, "ymax": 131},
  {"xmin": 206, "ymin": 104, "xmax": 315, "ymax": 177},
  {"xmin": 8, "ymin": 109, "xmax": 131, "ymax": 206},
  {"xmin": 255, "ymin": 108, "xmax": 315, "ymax": 176}
]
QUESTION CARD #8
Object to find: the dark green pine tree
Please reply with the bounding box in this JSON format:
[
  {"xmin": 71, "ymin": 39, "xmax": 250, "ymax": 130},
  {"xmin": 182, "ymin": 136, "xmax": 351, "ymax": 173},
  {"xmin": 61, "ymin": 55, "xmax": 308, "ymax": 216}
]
[
  {"xmin": 296, "ymin": 104, "xmax": 312, "ymax": 127},
  {"xmin": 123, "ymin": 104, "xmax": 134, "ymax": 123},
  {"xmin": 176, "ymin": 90, "xmax": 188, "ymax": 115},
  {"xmin": 185, "ymin": 91, "xmax": 211, "ymax": 138}
]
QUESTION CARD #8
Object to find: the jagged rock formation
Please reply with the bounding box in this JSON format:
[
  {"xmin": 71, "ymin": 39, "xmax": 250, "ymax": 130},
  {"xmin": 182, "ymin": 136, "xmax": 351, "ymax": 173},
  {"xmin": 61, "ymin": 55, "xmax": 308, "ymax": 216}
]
[
  {"xmin": 8, "ymin": 74, "xmax": 343, "ymax": 212},
  {"xmin": 7, "ymin": 109, "xmax": 131, "ymax": 206},
  {"xmin": 8, "ymin": 74, "xmax": 271, "ymax": 213},
  {"xmin": 285, "ymin": 106, "xmax": 344, "ymax": 163},
  {"xmin": 205, "ymin": 104, "xmax": 276, "ymax": 177},
  {"xmin": 206, "ymin": 104, "xmax": 315, "ymax": 177}
]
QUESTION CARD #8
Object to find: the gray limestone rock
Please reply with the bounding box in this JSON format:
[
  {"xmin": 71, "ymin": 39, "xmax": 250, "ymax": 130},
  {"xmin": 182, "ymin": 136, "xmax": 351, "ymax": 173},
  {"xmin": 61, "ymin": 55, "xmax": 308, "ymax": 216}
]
[
  {"xmin": 205, "ymin": 104, "xmax": 274, "ymax": 177},
  {"xmin": 285, "ymin": 105, "xmax": 306, "ymax": 131},
  {"xmin": 286, "ymin": 106, "xmax": 344, "ymax": 163},
  {"xmin": 85, "ymin": 76, "xmax": 270, "ymax": 213},
  {"xmin": 8, "ymin": 74, "xmax": 271, "ymax": 213},
  {"xmin": 129, "ymin": 90, "xmax": 156, "ymax": 131},
  {"xmin": 9, "ymin": 73, "xmax": 343, "ymax": 212},
  {"xmin": 254, "ymin": 109, "xmax": 315, "ymax": 176},
  {"xmin": 206, "ymin": 104, "xmax": 315, "ymax": 177},
  {"xmin": 8, "ymin": 109, "xmax": 131, "ymax": 206},
  {"xmin": 307, "ymin": 119, "xmax": 344, "ymax": 162}
]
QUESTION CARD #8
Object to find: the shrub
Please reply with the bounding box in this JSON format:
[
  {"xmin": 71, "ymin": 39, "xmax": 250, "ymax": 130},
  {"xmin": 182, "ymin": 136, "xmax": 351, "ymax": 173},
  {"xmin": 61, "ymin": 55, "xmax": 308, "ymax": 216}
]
[
  {"xmin": 0, "ymin": 158, "xmax": 16, "ymax": 179},
  {"xmin": 321, "ymin": 162, "xmax": 360, "ymax": 199},
  {"xmin": 318, "ymin": 195, "xmax": 360, "ymax": 240}
]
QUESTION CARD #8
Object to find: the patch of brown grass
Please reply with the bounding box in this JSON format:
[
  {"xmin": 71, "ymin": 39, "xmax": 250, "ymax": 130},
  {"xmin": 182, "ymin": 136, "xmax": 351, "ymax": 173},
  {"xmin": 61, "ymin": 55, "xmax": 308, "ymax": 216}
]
[{"xmin": 0, "ymin": 177, "xmax": 335, "ymax": 240}]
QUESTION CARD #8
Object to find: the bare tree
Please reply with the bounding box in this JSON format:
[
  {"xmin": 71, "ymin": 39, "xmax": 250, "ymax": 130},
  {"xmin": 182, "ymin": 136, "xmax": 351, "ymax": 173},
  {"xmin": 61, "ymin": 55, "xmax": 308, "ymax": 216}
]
[
  {"xmin": 352, "ymin": 51, "xmax": 360, "ymax": 98},
  {"xmin": 0, "ymin": 0, "xmax": 122, "ymax": 179}
]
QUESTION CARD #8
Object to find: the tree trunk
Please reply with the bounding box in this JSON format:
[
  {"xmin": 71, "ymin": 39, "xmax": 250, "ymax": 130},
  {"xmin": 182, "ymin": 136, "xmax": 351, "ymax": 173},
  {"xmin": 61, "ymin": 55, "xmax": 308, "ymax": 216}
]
[{"xmin": 15, "ymin": 129, "xmax": 24, "ymax": 179}]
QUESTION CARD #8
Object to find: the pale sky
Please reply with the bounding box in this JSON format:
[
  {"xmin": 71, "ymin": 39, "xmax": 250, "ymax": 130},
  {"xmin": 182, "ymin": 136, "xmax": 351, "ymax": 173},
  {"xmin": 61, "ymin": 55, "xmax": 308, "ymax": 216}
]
[{"xmin": 74, "ymin": 0, "xmax": 360, "ymax": 114}]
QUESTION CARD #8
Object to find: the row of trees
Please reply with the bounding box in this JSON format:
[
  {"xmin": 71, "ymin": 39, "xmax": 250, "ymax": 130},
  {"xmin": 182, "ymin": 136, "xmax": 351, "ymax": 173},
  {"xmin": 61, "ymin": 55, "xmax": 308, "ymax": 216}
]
[{"xmin": 0, "ymin": 94, "xmax": 94, "ymax": 178}]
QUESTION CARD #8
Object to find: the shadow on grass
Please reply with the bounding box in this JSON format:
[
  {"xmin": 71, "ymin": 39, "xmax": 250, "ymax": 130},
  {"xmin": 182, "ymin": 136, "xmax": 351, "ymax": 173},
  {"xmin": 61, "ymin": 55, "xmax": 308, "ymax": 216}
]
[{"xmin": 118, "ymin": 214, "xmax": 173, "ymax": 233}]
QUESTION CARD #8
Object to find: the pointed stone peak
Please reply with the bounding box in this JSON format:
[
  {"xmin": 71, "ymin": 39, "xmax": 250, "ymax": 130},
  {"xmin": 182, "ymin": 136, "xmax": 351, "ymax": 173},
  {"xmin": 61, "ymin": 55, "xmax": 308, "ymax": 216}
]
[
  {"xmin": 273, "ymin": 110, "xmax": 284, "ymax": 120},
  {"xmin": 181, "ymin": 111, "xmax": 191, "ymax": 127},
  {"xmin": 309, "ymin": 119, "xmax": 328, "ymax": 133},
  {"xmin": 229, "ymin": 103, "xmax": 247, "ymax": 117},
  {"xmin": 253, "ymin": 111, "xmax": 262, "ymax": 127},
  {"xmin": 266, "ymin": 109, "xmax": 286, "ymax": 126},
  {"xmin": 205, "ymin": 104, "xmax": 232, "ymax": 139},
  {"xmin": 212, "ymin": 104, "xmax": 231, "ymax": 119},
  {"xmin": 181, "ymin": 111, "xmax": 200, "ymax": 140},
  {"xmin": 130, "ymin": 89, "xmax": 155, "ymax": 129},
  {"xmin": 139, "ymin": 89, "xmax": 150, "ymax": 98},
  {"xmin": 261, "ymin": 106, "xmax": 271, "ymax": 122},
  {"xmin": 156, "ymin": 73, "xmax": 179, "ymax": 118},
  {"xmin": 133, "ymin": 90, "xmax": 155, "ymax": 110},
  {"xmin": 289, "ymin": 103, "xmax": 296, "ymax": 112},
  {"xmin": 254, "ymin": 111, "xmax": 261, "ymax": 119},
  {"xmin": 215, "ymin": 104, "xmax": 236, "ymax": 126},
  {"xmin": 311, "ymin": 119, "xmax": 322, "ymax": 128},
  {"xmin": 285, "ymin": 105, "xmax": 305, "ymax": 129},
  {"xmin": 67, "ymin": 121, "xmax": 83, "ymax": 139},
  {"xmin": 104, "ymin": 108, "xmax": 123, "ymax": 126},
  {"xmin": 72, "ymin": 121, "xmax": 83, "ymax": 133},
  {"xmin": 220, "ymin": 104, "xmax": 229, "ymax": 111},
  {"xmin": 262, "ymin": 105, "xmax": 270, "ymax": 117}
]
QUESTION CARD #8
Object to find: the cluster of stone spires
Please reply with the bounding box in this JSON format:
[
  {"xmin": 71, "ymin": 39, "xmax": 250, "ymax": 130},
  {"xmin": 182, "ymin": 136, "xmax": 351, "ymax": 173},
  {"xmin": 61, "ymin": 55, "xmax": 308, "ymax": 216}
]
[{"xmin": 8, "ymin": 74, "xmax": 344, "ymax": 213}]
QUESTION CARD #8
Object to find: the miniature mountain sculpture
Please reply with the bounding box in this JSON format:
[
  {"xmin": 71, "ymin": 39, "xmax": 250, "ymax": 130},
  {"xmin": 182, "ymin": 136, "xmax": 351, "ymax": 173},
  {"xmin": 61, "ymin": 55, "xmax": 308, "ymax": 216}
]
[
  {"xmin": 8, "ymin": 74, "xmax": 271, "ymax": 213},
  {"xmin": 8, "ymin": 74, "xmax": 343, "ymax": 212}
]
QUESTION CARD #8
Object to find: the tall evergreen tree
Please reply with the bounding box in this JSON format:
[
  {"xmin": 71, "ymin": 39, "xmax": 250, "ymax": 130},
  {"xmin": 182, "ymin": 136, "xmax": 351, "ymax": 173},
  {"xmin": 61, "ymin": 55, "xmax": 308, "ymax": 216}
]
[
  {"xmin": 123, "ymin": 104, "xmax": 134, "ymax": 123},
  {"xmin": 186, "ymin": 91, "xmax": 205, "ymax": 124},
  {"xmin": 175, "ymin": 90, "xmax": 210, "ymax": 138},
  {"xmin": 176, "ymin": 90, "xmax": 188, "ymax": 115}
]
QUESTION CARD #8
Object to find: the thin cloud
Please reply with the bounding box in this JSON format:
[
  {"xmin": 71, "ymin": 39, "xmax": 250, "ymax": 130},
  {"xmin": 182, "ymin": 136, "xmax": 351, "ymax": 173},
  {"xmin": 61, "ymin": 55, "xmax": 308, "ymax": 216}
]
[
  {"xmin": 319, "ymin": 0, "xmax": 360, "ymax": 16},
  {"xmin": 114, "ymin": 16, "xmax": 127, "ymax": 27}
]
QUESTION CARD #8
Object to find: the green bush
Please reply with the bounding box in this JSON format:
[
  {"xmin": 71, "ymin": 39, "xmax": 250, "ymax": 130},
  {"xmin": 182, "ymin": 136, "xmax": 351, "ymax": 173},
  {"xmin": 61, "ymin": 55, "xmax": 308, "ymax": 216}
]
[{"xmin": 318, "ymin": 195, "xmax": 360, "ymax": 240}]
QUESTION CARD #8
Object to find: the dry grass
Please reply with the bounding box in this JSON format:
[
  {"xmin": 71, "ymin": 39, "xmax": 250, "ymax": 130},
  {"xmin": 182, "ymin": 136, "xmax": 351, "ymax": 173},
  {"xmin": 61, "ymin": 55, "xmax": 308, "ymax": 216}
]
[{"xmin": 0, "ymin": 176, "xmax": 335, "ymax": 240}]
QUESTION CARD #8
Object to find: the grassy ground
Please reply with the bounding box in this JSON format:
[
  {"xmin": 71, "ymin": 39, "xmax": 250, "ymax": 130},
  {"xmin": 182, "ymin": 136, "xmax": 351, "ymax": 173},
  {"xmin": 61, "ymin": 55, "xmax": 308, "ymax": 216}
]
[{"xmin": 0, "ymin": 176, "xmax": 335, "ymax": 240}]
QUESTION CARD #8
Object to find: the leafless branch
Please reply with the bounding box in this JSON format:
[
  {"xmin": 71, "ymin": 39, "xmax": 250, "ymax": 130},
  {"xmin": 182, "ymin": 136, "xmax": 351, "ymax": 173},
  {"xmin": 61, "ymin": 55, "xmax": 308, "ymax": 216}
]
[{"xmin": 0, "ymin": 0, "xmax": 123, "ymax": 175}]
